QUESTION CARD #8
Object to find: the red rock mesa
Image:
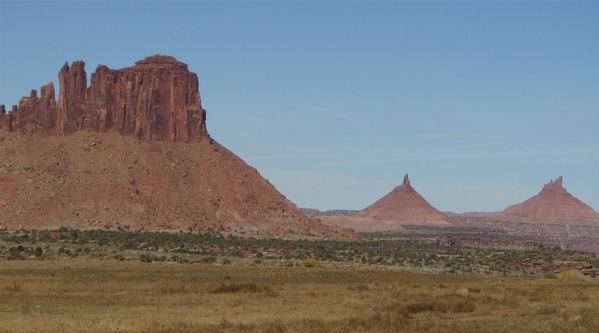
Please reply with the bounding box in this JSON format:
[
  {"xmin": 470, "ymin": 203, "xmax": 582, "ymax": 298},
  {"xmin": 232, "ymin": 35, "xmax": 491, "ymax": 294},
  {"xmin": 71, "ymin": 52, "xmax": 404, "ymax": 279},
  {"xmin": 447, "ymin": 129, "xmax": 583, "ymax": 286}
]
[
  {"xmin": 1, "ymin": 55, "xmax": 207, "ymax": 142},
  {"xmin": 0, "ymin": 56, "xmax": 350, "ymax": 237}
]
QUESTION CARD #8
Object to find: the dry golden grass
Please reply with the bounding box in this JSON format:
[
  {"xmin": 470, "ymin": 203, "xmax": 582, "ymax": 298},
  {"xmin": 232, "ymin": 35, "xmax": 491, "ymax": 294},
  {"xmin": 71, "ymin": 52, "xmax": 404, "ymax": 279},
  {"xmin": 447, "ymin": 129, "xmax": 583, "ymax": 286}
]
[{"xmin": 0, "ymin": 259, "xmax": 597, "ymax": 333}]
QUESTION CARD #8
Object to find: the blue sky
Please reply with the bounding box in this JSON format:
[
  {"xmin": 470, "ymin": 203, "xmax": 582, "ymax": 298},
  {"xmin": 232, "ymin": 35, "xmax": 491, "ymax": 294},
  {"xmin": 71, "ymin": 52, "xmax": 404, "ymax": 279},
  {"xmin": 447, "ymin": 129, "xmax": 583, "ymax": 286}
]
[{"xmin": 1, "ymin": 1, "xmax": 598, "ymax": 212}]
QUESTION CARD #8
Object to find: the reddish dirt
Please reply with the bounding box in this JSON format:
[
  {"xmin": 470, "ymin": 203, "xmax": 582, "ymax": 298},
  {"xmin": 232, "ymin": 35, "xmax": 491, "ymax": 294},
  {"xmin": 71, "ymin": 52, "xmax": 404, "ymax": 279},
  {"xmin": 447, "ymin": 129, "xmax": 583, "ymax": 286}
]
[
  {"xmin": 497, "ymin": 176, "xmax": 599, "ymax": 226},
  {"xmin": 0, "ymin": 131, "xmax": 353, "ymax": 237},
  {"xmin": 352, "ymin": 174, "xmax": 449, "ymax": 228}
]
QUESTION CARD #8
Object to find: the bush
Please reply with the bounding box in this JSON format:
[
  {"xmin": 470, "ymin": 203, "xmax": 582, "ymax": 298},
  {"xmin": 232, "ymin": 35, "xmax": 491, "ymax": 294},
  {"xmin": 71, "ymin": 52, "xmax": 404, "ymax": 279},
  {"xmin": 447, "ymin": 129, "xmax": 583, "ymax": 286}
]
[
  {"xmin": 303, "ymin": 258, "xmax": 320, "ymax": 268},
  {"xmin": 201, "ymin": 256, "xmax": 217, "ymax": 264},
  {"xmin": 139, "ymin": 254, "xmax": 154, "ymax": 263},
  {"xmin": 450, "ymin": 300, "xmax": 476, "ymax": 313},
  {"xmin": 9, "ymin": 247, "xmax": 22, "ymax": 260},
  {"xmin": 348, "ymin": 284, "xmax": 369, "ymax": 291},
  {"xmin": 399, "ymin": 298, "xmax": 476, "ymax": 315},
  {"xmin": 212, "ymin": 283, "xmax": 274, "ymax": 294},
  {"xmin": 404, "ymin": 302, "xmax": 444, "ymax": 314},
  {"xmin": 244, "ymin": 259, "xmax": 257, "ymax": 267},
  {"xmin": 559, "ymin": 269, "xmax": 588, "ymax": 282}
]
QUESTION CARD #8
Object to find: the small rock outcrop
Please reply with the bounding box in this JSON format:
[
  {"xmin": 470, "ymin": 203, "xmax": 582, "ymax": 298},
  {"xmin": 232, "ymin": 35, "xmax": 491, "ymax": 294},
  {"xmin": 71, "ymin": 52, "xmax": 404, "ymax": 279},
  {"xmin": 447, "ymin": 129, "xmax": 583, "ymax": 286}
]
[
  {"xmin": 354, "ymin": 174, "xmax": 449, "ymax": 225},
  {"xmin": 498, "ymin": 177, "xmax": 599, "ymax": 225},
  {"xmin": 1, "ymin": 55, "xmax": 207, "ymax": 142}
]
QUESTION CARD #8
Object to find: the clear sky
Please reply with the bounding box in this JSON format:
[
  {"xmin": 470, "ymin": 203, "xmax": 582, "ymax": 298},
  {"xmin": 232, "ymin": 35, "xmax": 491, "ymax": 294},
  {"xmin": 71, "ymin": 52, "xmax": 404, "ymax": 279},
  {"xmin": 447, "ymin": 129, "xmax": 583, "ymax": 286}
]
[{"xmin": 1, "ymin": 1, "xmax": 598, "ymax": 212}]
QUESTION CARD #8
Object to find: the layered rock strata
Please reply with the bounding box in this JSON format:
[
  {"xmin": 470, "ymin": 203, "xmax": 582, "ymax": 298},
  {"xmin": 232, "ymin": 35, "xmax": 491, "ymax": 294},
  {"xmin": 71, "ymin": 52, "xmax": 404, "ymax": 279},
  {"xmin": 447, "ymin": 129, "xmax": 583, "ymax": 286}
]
[{"xmin": 1, "ymin": 55, "xmax": 207, "ymax": 142}]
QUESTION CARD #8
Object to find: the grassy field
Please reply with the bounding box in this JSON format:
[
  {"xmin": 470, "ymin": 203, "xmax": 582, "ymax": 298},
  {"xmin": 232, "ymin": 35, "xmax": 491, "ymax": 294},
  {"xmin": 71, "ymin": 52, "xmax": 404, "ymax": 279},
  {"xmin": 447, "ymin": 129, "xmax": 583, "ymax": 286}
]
[{"xmin": 0, "ymin": 259, "xmax": 597, "ymax": 333}]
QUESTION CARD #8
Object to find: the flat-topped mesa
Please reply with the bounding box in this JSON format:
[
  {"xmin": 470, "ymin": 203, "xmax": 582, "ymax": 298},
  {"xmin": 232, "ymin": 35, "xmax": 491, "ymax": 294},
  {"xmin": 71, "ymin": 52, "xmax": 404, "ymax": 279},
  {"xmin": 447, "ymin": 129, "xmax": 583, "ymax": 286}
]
[{"xmin": 0, "ymin": 55, "xmax": 208, "ymax": 142}]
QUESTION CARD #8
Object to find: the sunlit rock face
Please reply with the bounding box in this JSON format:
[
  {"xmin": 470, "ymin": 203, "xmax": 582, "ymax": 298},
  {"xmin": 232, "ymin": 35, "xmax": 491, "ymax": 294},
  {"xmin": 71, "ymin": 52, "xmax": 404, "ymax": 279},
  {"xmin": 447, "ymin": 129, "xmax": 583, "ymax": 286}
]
[{"xmin": 1, "ymin": 55, "xmax": 207, "ymax": 142}]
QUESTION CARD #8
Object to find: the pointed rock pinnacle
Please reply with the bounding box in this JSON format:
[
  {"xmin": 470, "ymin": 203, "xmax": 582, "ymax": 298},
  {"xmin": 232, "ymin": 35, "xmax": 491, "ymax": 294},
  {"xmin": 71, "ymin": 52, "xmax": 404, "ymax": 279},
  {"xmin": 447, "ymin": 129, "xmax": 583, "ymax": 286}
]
[{"xmin": 402, "ymin": 174, "xmax": 411, "ymax": 187}]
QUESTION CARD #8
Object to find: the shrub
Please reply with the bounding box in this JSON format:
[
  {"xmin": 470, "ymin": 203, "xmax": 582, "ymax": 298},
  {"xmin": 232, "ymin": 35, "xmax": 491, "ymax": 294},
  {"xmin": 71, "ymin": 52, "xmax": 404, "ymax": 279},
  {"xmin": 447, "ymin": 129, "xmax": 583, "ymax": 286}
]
[
  {"xmin": 399, "ymin": 298, "xmax": 475, "ymax": 315},
  {"xmin": 139, "ymin": 254, "xmax": 154, "ymax": 263},
  {"xmin": 559, "ymin": 269, "xmax": 588, "ymax": 282},
  {"xmin": 404, "ymin": 302, "xmax": 444, "ymax": 314},
  {"xmin": 201, "ymin": 256, "xmax": 217, "ymax": 264},
  {"xmin": 4, "ymin": 283, "xmax": 22, "ymax": 293},
  {"xmin": 536, "ymin": 305, "xmax": 559, "ymax": 315},
  {"xmin": 348, "ymin": 284, "xmax": 369, "ymax": 291},
  {"xmin": 450, "ymin": 300, "xmax": 476, "ymax": 313},
  {"xmin": 303, "ymin": 258, "xmax": 320, "ymax": 268},
  {"xmin": 212, "ymin": 283, "xmax": 274, "ymax": 295},
  {"xmin": 244, "ymin": 259, "xmax": 257, "ymax": 267},
  {"xmin": 8, "ymin": 247, "xmax": 22, "ymax": 260}
]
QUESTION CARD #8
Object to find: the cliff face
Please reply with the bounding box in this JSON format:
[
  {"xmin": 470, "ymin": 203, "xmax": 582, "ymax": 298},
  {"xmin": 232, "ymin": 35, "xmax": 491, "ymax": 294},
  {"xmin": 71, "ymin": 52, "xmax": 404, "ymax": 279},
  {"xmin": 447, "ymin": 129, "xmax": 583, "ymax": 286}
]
[
  {"xmin": 1, "ymin": 55, "xmax": 207, "ymax": 142},
  {"xmin": 498, "ymin": 177, "xmax": 599, "ymax": 226}
]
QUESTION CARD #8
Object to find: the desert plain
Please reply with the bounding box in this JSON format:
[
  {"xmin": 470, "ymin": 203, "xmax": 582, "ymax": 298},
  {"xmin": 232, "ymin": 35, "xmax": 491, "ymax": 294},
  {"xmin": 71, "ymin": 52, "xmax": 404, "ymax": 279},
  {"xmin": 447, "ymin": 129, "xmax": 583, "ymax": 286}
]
[{"xmin": 1, "ymin": 259, "xmax": 598, "ymax": 333}]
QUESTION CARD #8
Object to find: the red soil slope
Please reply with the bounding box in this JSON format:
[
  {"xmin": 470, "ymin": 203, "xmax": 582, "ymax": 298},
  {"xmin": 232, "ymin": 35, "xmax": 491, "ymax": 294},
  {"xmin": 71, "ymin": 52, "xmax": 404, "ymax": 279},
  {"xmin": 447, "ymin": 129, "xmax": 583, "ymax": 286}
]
[
  {"xmin": 497, "ymin": 177, "xmax": 599, "ymax": 226},
  {"xmin": 354, "ymin": 175, "xmax": 449, "ymax": 226}
]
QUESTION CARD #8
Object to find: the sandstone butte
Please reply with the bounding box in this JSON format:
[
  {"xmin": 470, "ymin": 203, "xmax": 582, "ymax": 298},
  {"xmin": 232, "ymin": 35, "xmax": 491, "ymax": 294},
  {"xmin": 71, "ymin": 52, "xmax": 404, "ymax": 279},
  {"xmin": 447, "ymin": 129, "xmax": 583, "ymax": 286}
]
[
  {"xmin": 0, "ymin": 55, "xmax": 351, "ymax": 237},
  {"xmin": 354, "ymin": 174, "xmax": 449, "ymax": 226},
  {"xmin": 1, "ymin": 55, "xmax": 206, "ymax": 141},
  {"xmin": 497, "ymin": 176, "xmax": 599, "ymax": 226}
]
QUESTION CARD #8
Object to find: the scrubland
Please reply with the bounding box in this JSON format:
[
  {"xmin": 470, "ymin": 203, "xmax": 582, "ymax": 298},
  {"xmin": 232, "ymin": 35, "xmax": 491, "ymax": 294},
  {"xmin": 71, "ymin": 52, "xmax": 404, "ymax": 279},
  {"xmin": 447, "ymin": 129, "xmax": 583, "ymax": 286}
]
[
  {"xmin": 0, "ymin": 259, "xmax": 597, "ymax": 333},
  {"xmin": 4, "ymin": 229, "xmax": 598, "ymax": 277}
]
